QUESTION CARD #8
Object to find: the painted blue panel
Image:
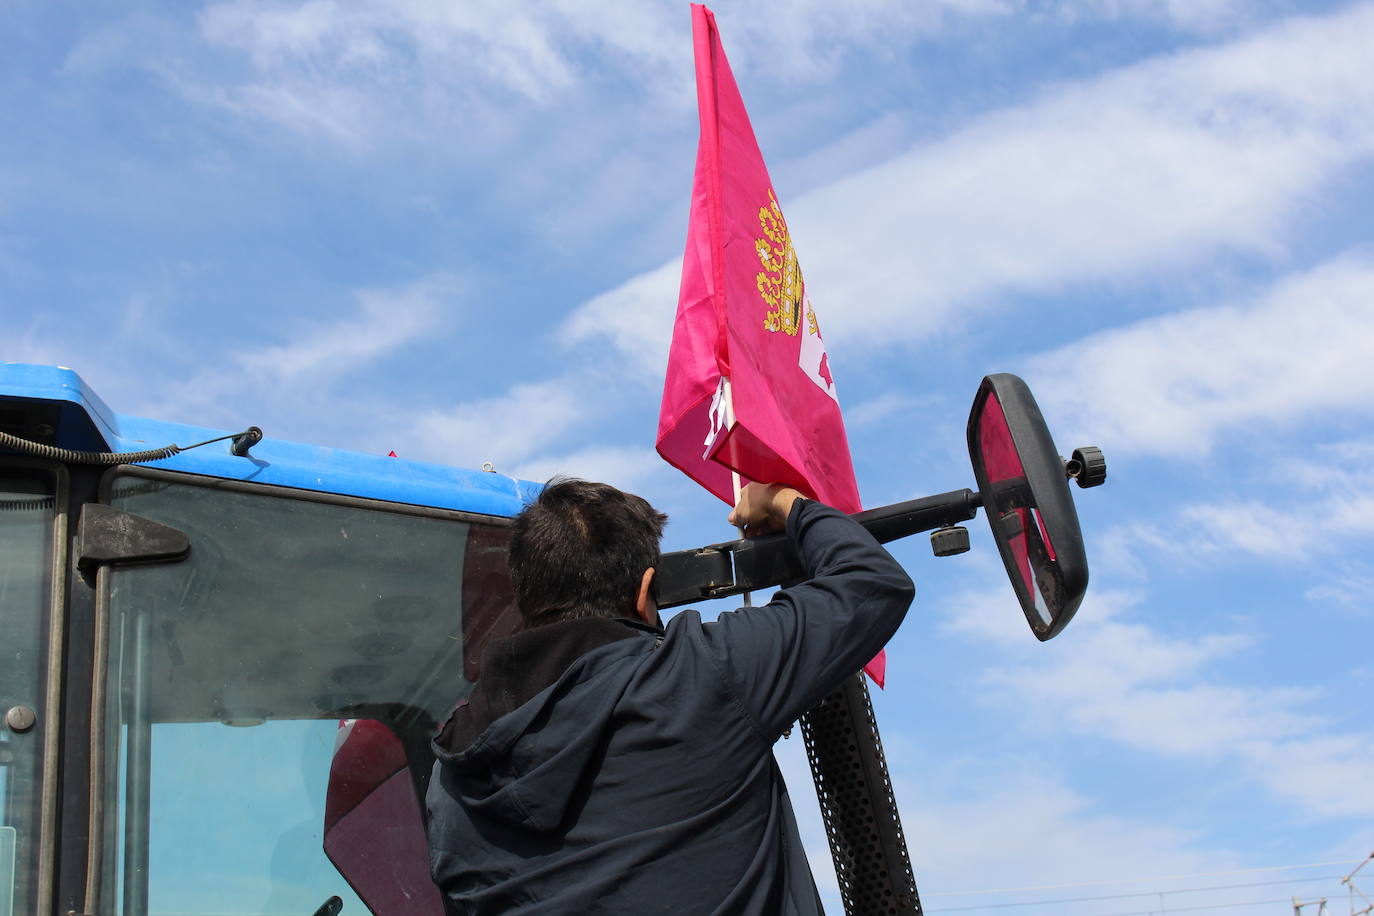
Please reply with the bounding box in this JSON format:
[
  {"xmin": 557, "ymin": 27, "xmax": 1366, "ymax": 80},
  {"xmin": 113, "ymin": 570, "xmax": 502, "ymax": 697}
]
[
  {"xmin": 0, "ymin": 363, "xmax": 120, "ymax": 442},
  {"xmin": 0, "ymin": 363, "xmax": 539, "ymax": 517}
]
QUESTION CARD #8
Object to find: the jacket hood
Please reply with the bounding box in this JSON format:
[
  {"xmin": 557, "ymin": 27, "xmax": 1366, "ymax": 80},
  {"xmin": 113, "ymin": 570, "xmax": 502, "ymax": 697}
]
[{"xmin": 431, "ymin": 617, "xmax": 659, "ymax": 833}]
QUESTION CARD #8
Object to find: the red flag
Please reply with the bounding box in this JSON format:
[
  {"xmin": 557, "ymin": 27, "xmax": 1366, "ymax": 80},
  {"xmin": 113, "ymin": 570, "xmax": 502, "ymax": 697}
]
[{"xmin": 659, "ymin": 5, "xmax": 883, "ymax": 685}]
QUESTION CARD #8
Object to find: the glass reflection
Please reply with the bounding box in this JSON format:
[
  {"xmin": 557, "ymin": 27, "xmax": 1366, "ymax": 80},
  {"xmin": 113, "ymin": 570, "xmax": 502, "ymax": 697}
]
[{"xmin": 975, "ymin": 393, "xmax": 1061, "ymax": 629}]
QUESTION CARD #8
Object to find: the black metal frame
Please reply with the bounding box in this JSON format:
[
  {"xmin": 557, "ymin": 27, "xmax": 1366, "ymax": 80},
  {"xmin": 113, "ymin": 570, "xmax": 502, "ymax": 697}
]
[
  {"xmin": 803, "ymin": 675, "xmax": 921, "ymax": 915},
  {"xmin": 0, "ymin": 457, "xmax": 68, "ymax": 916},
  {"xmin": 966, "ymin": 374, "xmax": 1088, "ymax": 641},
  {"xmin": 97, "ymin": 466, "xmax": 516, "ymax": 529},
  {"xmin": 657, "ymin": 489, "xmax": 981, "ymax": 609}
]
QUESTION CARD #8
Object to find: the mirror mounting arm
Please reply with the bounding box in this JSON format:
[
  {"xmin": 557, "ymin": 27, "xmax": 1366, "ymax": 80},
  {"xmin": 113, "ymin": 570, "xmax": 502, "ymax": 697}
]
[
  {"xmin": 853, "ymin": 488, "xmax": 981, "ymax": 544},
  {"xmin": 656, "ymin": 488, "xmax": 981, "ymax": 610}
]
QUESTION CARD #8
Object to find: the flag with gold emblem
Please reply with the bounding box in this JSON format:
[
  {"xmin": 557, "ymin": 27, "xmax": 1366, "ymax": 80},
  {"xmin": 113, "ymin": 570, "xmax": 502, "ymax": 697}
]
[{"xmin": 659, "ymin": 4, "xmax": 882, "ymax": 683}]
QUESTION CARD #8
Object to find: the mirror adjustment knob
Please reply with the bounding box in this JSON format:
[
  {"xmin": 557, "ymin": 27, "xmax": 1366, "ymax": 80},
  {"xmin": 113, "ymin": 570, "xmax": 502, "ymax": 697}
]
[
  {"xmin": 930, "ymin": 525, "xmax": 970, "ymax": 557},
  {"xmin": 1067, "ymin": 446, "xmax": 1107, "ymax": 488}
]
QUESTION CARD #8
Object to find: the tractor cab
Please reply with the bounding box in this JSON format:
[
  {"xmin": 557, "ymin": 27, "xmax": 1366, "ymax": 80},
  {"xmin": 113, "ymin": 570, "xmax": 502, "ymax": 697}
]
[
  {"xmin": 2, "ymin": 362, "xmax": 1104, "ymax": 916},
  {"xmin": 1, "ymin": 363, "xmax": 529, "ymax": 915}
]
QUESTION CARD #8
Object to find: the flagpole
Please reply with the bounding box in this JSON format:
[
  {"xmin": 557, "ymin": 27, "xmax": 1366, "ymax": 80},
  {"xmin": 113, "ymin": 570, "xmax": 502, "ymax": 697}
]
[{"xmin": 723, "ymin": 378, "xmax": 752, "ymax": 607}]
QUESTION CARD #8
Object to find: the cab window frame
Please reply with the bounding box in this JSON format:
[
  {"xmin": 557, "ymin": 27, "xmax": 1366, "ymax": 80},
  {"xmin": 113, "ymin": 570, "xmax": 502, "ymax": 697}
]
[
  {"xmin": 0, "ymin": 456, "xmax": 69, "ymax": 916},
  {"xmin": 85, "ymin": 464, "xmax": 518, "ymax": 916}
]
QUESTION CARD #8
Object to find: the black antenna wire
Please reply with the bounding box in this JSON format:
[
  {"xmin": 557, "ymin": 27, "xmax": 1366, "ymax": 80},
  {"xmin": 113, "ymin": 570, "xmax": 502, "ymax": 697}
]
[{"xmin": 0, "ymin": 427, "xmax": 260, "ymax": 465}]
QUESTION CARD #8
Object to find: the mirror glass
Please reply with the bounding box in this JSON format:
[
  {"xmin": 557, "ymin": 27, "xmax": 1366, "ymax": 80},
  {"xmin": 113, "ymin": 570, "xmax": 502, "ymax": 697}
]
[{"xmin": 967, "ymin": 374, "xmax": 1087, "ymax": 640}]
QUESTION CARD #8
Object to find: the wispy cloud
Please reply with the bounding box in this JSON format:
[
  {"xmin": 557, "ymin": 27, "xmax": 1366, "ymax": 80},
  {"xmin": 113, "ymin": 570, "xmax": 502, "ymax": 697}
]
[
  {"xmin": 408, "ymin": 376, "xmax": 587, "ymax": 471},
  {"xmin": 776, "ymin": 732, "xmax": 1227, "ymax": 909},
  {"xmin": 510, "ymin": 445, "xmax": 667, "ymax": 493},
  {"xmin": 404, "ymin": 370, "xmax": 673, "ymax": 491},
  {"xmin": 1149, "ymin": 440, "xmax": 1374, "ymax": 618},
  {"xmin": 562, "ymin": 258, "xmax": 681, "ymax": 378},
  {"xmin": 896, "ymin": 771, "xmax": 1221, "ymax": 897},
  {"xmin": 569, "ymin": 2, "xmax": 1374, "ymax": 359},
  {"xmin": 945, "ymin": 586, "xmax": 1374, "ymax": 818},
  {"xmin": 8, "ymin": 273, "xmax": 457, "ymax": 451},
  {"xmin": 1029, "ymin": 254, "xmax": 1374, "ymax": 456},
  {"xmin": 1178, "ymin": 494, "xmax": 1374, "ymax": 565},
  {"xmin": 1045, "ymin": 0, "xmax": 1274, "ymax": 33},
  {"xmin": 1059, "ymin": 433, "xmax": 1374, "ymax": 621},
  {"xmin": 1305, "ymin": 562, "xmax": 1374, "ymax": 613},
  {"xmin": 237, "ymin": 274, "xmax": 453, "ymax": 382},
  {"xmin": 845, "ymin": 391, "xmax": 941, "ymax": 429},
  {"xmin": 184, "ymin": 0, "xmax": 1012, "ymax": 149}
]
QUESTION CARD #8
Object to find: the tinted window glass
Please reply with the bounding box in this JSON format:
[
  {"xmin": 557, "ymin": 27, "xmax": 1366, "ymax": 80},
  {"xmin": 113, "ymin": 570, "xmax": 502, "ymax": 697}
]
[
  {"xmin": 100, "ymin": 476, "xmax": 517, "ymax": 915},
  {"xmin": 0, "ymin": 474, "xmax": 54, "ymax": 916}
]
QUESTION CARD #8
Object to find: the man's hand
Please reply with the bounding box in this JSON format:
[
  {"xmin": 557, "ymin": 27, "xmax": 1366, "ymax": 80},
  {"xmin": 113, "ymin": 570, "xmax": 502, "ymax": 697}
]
[{"xmin": 728, "ymin": 483, "xmax": 804, "ymax": 538}]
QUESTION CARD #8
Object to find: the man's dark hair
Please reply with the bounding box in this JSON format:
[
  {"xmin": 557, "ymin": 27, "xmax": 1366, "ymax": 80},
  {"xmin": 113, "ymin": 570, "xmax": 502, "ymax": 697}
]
[{"xmin": 509, "ymin": 478, "xmax": 668, "ymax": 626}]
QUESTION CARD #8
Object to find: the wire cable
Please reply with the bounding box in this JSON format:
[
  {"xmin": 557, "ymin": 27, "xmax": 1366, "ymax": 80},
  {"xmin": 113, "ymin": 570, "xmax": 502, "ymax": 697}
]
[
  {"xmin": 1087, "ymin": 897, "xmax": 1294, "ymax": 916},
  {"xmin": 0, "ymin": 428, "xmax": 257, "ymax": 465},
  {"xmin": 926, "ymin": 875, "xmax": 1346, "ymax": 912},
  {"xmin": 927, "ymin": 859, "xmax": 1366, "ymax": 898}
]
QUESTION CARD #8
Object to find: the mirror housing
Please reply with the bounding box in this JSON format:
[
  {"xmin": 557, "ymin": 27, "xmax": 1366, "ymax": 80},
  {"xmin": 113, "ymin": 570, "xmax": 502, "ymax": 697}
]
[{"xmin": 967, "ymin": 374, "xmax": 1088, "ymax": 640}]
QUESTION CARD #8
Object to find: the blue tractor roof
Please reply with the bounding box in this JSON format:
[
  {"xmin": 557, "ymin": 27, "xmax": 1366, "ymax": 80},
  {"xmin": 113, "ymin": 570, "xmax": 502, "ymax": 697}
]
[{"xmin": 0, "ymin": 363, "xmax": 539, "ymax": 518}]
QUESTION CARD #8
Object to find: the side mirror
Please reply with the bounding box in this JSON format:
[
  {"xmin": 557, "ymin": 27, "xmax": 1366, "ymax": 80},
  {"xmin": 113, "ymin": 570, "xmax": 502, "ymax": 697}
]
[{"xmin": 967, "ymin": 374, "xmax": 1089, "ymax": 641}]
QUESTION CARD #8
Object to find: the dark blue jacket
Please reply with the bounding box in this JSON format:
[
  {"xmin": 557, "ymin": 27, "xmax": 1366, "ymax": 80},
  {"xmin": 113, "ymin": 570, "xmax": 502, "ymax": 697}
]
[{"xmin": 426, "ymin": 500, "xmax": 915, "ymax": 914}]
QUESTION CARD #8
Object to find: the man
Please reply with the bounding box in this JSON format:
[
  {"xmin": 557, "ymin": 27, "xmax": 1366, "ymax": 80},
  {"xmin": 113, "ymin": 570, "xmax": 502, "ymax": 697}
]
[{"xmin": 426, "ymin": 478, "xmax": 914, "ymax": 914}]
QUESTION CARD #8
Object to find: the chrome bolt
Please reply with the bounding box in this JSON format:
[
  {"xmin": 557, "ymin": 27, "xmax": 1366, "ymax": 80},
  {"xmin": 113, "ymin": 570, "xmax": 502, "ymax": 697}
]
[{"xmin": 6, "ymin": 705, "xmax": 36, "ymax": 732}]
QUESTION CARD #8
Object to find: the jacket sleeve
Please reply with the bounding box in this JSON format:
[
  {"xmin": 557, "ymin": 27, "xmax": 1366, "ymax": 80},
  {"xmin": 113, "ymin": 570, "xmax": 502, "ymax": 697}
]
[{"xmin": 697, "ymin": 499, "xmax": 915, "ymax": 742}]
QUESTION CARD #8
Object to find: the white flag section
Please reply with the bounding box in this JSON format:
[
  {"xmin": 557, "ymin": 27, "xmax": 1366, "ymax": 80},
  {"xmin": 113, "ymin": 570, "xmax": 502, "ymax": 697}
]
[{"xmin": 798, "ymin": 298, "xmax": 840, "ymax": 403}]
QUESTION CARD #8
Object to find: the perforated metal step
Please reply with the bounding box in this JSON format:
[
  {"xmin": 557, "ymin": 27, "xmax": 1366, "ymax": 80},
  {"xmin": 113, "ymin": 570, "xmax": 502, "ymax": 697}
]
[{"xmin": 800, "ymin": 674, "xmax": 922, "ymax": 915}]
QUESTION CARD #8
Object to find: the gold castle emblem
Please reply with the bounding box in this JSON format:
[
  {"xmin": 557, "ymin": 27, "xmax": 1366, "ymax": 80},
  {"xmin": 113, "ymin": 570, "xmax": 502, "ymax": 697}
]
[{"xmin": 755, "ymin": 189, "xmax": 804, "ymax": 335}]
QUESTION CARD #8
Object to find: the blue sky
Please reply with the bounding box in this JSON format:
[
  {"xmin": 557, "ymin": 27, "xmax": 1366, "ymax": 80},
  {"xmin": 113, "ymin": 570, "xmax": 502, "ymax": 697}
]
[{"xmin": 6, "ymin": 0, "xmax": 1374, "ymax": 913}]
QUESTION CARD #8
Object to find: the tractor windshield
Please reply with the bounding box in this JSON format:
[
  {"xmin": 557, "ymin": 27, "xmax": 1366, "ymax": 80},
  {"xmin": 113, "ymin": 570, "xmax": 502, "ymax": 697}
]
[{"xmin": 94, "ymin": 471, "xmax": 519, "ymax": 916}]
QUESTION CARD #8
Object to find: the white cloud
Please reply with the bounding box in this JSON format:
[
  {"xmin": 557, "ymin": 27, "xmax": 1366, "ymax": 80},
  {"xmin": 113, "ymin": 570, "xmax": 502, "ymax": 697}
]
[
  {"xmin": 5, "ymin": 273, "xmax": 456, "ymax": 450},
  {"xmin": 1173, "ymin": 494, "xmax": 1374, "ymax": 567},
  {"xmin": 509, "ymin": 445, "xmax": 667, "ymax": 494},
  {"xmin": 237, "ymin": 275, "xmax": 452, "ymax": 382},
  {"xmin": 1178, "ymin": 501, "xmax": 1321, "ymax": 562},
  {"xmin": 1028, "ymin": 254, "xmax": 1374, "ymax": 456},
  {"xmin": 570, "ymin": 3, "xmax": 1374, "ymax": 358},
  {"xmin": 409, "ymin": 377, "xmax": 586, "ymax": 470},
  {"xmin": 1130, "ymin": 439, "xmax": 1374, "ymax": 617},
  {"xmin": 197, "ymin": 1, "xmax": 641, "ymax": 107},
  {"xmin": 945, "ymin": 584, "xmax": 1374, "ymax": 819},
  {"xmin": 1045, "ymin": 0, "xmax": 1267, "ymax": 33},
  {"xmin": 405, "ymin": 365, "xmax": 676, "ymax": 489},
  {"xmin": 898, "ymin": 773, "xmax": 1220, "ymax": 901},
  {"xmin": 186, "ymin": 0, "xmax": 1012, "ymax": 147},
  {"xmin": 1305, "ymin": 563, "xmax": 1374, "ymax": 613},
  {"xmin": 845, "ymin": 391, "xmax": 940, "ymax": 429},
  {"xmin": 562, "ymin": 258, "xmax": 681, "ymax": 378},
  {"xmin": 144, "ymin": 274, "xmax": 451, "ymax": 428},
  {"xmin": 776, "ymin": 731, "xmax": 1230, "ymax": 912},
  {"xmin": 1091, "ymin": 522, "xmax": 1176, "ymax": 582},
  {"xmin": 1062, "ymin": 436, "xmax": 1374, "ymax": 616}
]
